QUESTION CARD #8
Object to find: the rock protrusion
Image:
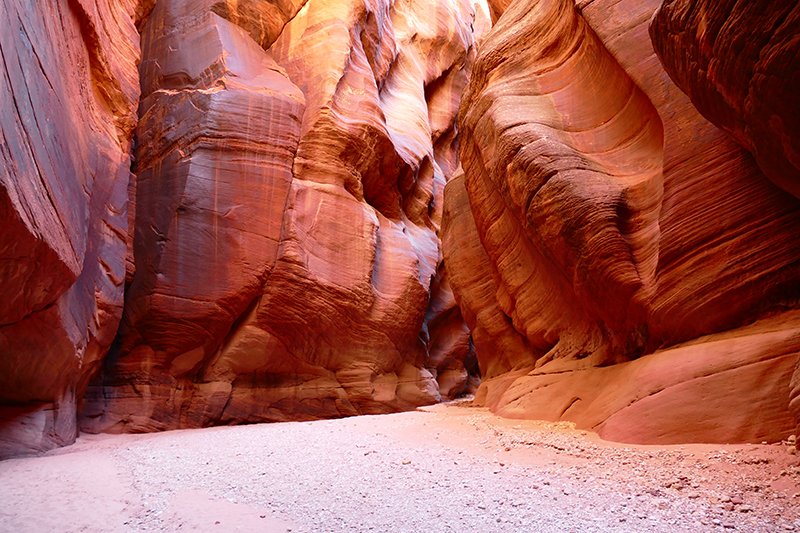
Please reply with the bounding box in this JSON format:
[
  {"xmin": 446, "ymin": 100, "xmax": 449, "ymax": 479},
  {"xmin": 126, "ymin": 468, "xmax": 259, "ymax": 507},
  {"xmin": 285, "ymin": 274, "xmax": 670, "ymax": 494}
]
[
  {"xmin": 444, "ymin": 0, "xmax": 800, "ymax": 443},
  {"xmin": 0, "ymin": 0, "xmax": 148, "ymax": 457}
]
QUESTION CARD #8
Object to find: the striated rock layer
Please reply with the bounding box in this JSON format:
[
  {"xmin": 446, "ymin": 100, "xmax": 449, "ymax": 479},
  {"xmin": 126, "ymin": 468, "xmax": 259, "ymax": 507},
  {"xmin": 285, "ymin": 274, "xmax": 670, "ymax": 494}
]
[
  {"xmin": 650, "ymin": 0, "xmax": 800, "ymax": 199},
  {"xmin": 4, "ymin": 0, "xmax": 798, "ymax": 455},
  {"xmin": 81, "ymin": 0, "xmax": 489, "ymax": 434},
  {"xmin": 443, "ymin": 0, "xmax": 800, "ymax": 443},
  {"xmin": 0, "ymin": 0, "xmax": 149, "ymax": 457}
]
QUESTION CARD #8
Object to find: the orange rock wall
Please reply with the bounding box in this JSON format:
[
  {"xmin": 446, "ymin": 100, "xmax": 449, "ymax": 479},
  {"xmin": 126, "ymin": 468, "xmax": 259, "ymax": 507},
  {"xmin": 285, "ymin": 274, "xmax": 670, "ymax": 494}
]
[
  {"xmin": 650, "ymin": 0, "xmax": 800, "ymax": 199},
  {"xmin": 79, "ymin": 0, "xmax": 490, "ymax": 434},
  {"xmin": 444, "ymin": 0, "xmax": 800, "ymax": 443},
  {"xmin": 2, "ymin": 0, "xmax": 800, "ymax": 456},
  {"xmin": 0, "ymin": 0, "xmax": 149, "ymax": 457}
]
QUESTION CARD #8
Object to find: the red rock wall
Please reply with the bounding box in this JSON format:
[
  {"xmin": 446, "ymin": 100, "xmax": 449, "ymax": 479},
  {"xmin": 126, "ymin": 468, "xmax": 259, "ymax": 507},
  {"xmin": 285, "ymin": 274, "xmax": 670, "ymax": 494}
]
[
  {"xmin": 0, "ymin": 0, "xmax": 149, "ymax": 457},
  {"xmin": 3, "ymin": 0, "xmax": 799, "ymax": 456},
  {"xmin": 650, "ymin": 0, "xmax": 800, "ymax": 199},
  {"xmin": 443, "ymin": 0, "xmax": 800, "ymax": 444},
  {"xmin": 79, "ymin": 0, "xmax": 490, "ymax": 434}
]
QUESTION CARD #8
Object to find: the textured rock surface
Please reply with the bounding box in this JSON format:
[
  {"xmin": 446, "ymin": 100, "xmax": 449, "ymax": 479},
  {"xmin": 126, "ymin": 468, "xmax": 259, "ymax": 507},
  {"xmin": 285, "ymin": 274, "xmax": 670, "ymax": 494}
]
[
  {"xmin": 4, "ymin": 0, "xmax": 799, "ymax": 455},
  {"xmin": 651, "ymin": 0, "xmax": 800, "ymax": 199},
  {"xmin": 486, "ymin": 0, "xmax": 513, "ymax": 23},
  {"xmin": 444, "ymin": 0, "xmax": 800, "ymax": 443},
  {"xmin": 81, "ymin": 0, "xmax": 489, "ymax": 433},
  {"xmin": 210, "ymin": 0, "xmax": 308, "ymax": 50},
  {"xmin": 494, "ymin": 312, "xmax": 800, "ymax": 445},
  {"xmin": 0, "ymin": 0, "xmax": 147, "ymax": 457},
  {"xmin": 790, "ymin": 356, "xmax": 800, "ymax": 435}
]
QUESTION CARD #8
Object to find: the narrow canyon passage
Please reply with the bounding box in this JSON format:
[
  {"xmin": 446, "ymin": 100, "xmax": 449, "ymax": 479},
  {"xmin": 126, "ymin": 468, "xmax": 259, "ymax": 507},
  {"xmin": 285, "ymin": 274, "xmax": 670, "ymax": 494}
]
[
  {"xmin": 3, "ymin": 0, "xmax": 800, "ymax": 463},
  {"xmin": 2, "ymin": 3, "xmax": 800, "ymax": 531},
  {"xmin": 1, "ymin": 402, "xmax": 798, "ymax": 533}
]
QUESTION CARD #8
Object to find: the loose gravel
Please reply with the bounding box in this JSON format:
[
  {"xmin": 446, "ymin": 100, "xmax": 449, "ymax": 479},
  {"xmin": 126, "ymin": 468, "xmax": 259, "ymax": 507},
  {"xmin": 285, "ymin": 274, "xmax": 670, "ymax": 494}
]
[{"xmin": 0, "ymin": 400, "xmax": 798, "ymax": 532}]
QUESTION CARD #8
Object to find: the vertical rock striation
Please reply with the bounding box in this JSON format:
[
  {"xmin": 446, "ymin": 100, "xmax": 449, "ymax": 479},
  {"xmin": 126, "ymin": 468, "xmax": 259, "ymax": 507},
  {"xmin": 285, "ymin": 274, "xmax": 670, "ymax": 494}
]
[
  {"xmin": 0, "ymin": 0, "xmax": 148, "ymax": 456},
  {"xmin": 444, "ymin": 0, "xmax": 800, "ymax": 443},
  {"xmin": 82, "ymin": 0, "xmax": 308, "ymax": 431},
  {"xmin": 81, "ymin": 0, "xmax": 490, "ymax": 433}
]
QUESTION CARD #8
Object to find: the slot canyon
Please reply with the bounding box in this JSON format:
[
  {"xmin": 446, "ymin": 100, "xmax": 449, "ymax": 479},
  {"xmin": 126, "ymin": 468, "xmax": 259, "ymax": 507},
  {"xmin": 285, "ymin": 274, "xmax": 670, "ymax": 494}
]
[{"xmin": 1, "ymin": 0, "xmax": 799, "ymax": 531}]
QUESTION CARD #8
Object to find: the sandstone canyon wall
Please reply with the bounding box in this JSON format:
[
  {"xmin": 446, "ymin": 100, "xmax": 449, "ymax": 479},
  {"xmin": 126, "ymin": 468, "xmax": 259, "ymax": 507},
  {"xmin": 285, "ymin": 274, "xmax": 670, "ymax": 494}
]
[
  {"xmin": 2, "ymin": 0, "xmax": 800, "ymax": 458},
  {"xmin": 651, "ymin": 0, "xmax": 800, "ymax": 199},
  {"xmin": 0, "ymin": 0, "xmax": 149, "ymax": 457},
  {"xmin": 443, "ymin": 0, "xmax": 800, "ymax": 444},
  {"xmin": 0, "ymin": 0, "xmax": 488, "ymax": 457},
  {"xmin": 79, "ymin": 0, "xmax": 489, "ymax": 434}
]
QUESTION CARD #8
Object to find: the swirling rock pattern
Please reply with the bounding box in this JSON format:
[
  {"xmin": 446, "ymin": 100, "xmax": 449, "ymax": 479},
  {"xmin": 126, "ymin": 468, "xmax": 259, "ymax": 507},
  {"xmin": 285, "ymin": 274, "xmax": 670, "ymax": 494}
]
[
  {"xmin": 650, "ymin": 0, "xmax": 800, "ymax": 199},
  {"xmin": 3, "ymin": 0, "xmax": 798, "ymax": 455},
  {"xmin": 80, "ymin": 0, "xmax": 489, "ymax": 433},
  {"xmin": 444, "ymin": 0, "xmax": 800, "ymax": 443},
  {"xmin": 0, "ymin": 0, "xmax": 147, "ymax": 457}
]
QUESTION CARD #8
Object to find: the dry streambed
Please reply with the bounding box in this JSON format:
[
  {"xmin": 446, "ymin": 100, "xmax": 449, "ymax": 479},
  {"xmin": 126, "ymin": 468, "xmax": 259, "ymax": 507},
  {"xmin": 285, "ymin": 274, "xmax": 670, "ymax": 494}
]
[{"xmin": 0, "ymin": 401, "xmax": 798, "ymax": 532}]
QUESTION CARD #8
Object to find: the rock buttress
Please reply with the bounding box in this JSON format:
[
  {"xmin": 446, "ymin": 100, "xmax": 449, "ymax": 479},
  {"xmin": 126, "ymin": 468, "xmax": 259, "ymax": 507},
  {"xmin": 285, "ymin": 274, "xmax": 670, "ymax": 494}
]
[{"xmin": 81, "ymin": 0, "xmax": 491, "ymax": 432}]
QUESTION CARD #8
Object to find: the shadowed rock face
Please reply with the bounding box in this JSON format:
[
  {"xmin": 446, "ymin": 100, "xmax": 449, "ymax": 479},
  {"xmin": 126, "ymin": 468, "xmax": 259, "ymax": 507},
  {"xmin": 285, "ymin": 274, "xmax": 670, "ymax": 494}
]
[
  {"xmin": 444, "ymin": 0, "xmax": 800, "ymax": 443},
  {"xmin": 210, "ymin": 0, "xmax": 309, "ymax": 50},
  {"xmin": 485, "ymin": 0, "xmax": 513, "ymax": 23},
  {"xmin": 650, "ymin": 0, "xmax": 800, "ymax": 200},
  {"xmin": 0, "ymin": 0, "xmax": 149, "ymax": 457},
  {"xmin": 79, "ymin": 0, "xmax": 489, "ymax": 434}
]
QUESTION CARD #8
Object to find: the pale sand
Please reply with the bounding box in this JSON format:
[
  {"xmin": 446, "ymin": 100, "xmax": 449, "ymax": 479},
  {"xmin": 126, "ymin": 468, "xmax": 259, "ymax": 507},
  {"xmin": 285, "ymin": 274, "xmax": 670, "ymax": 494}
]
[{"xmin": 1, "ymin": 401, "xmax": 798, "ymax": 532}]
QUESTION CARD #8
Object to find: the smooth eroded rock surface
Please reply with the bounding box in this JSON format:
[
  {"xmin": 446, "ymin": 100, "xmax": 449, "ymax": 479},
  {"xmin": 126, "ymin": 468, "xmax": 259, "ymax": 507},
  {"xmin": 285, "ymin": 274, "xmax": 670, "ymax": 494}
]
[
  {"xmin": 0, "ymin": 0, "xmax": 146, "ymax": 457},
  {"xmin": 443, "ymin": 0, "xmax": 800, "ymax": 443},
  {"xmin": 81, "ymin": 0, "xmax": 489, "ymax": 433}
]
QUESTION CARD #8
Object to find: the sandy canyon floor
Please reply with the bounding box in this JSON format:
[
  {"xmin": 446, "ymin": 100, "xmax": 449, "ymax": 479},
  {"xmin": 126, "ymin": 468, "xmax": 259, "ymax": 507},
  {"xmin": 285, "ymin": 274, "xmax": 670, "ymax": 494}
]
[{"xmin": 1, "ymin": 400, "xmax": 799, "ymax": 532}]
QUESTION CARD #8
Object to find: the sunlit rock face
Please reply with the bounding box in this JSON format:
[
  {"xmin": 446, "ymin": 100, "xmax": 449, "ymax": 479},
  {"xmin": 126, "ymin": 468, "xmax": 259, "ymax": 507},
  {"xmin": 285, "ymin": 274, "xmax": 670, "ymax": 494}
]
[
  {"xmin": 651, "ymin": 0, "xmax": 800, "ymax": 200},
  {"xmin": 0, "ymin": 0, "xmax": 149, "ymax": 457},
  {"xmin": 443, "ymin": 0, "xmax": 800, "ymax": 444},
  {"xmin": 80, "ymin": 0, "xmax": 489, "ymax": 433}
]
